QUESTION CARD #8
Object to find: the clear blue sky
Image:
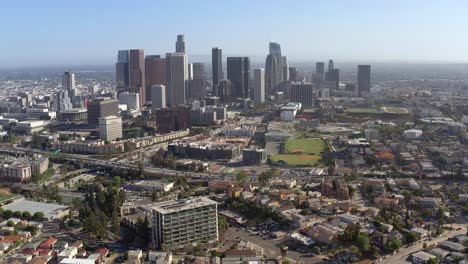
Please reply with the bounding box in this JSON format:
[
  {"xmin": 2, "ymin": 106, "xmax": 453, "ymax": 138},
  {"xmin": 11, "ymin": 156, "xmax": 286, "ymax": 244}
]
[{"xmin": 1, "ymin": 0, "xmax": 467, "ymax": 67}]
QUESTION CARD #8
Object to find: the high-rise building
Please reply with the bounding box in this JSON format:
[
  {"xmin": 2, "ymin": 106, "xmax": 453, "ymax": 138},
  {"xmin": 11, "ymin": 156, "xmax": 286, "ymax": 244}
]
[
  {"xmin": 289, "ymin": 67, "xmax": 298, "ymax": 82},
  {"xmin": 358, "ymin": 65, "xmax": 371, "ymax": 94},
  {"xmin": 129, "ymin": 49, "xmax": 146, "ymax": 106},
  {"xmin": 166, "ymin": 53, "xmax": 188, "ymax": 106},
  {"xmin": 188, "ymin": 63, "xmax": 206, "ymax": 99},
  {"xmin": 155, "ymin": 106, "xmax": 191, "ymax": 133},
  {"xmin": 116, "ymin": 50, "xmax": 130, "ymax": 91},
  {"xmin": 328, "ymin": 59, "xmax": 334, "ymax": 71},
  {"xmin": 151, "ymin": 197, "xmax": 218, "ymax": 249},
  {"xmin": 55, "ymin": 90, "xmax": 73, "ymax": 112},
  {"xmin": 211, "ymin": 47, "xmax": 223, "ymax": 88},
  {"xmin": 227, "ymin": 57, "xmax": 250, "ymax": 99},
  {"xmin": 290, "ymin": 83, "xmax": 315, "ymax": 108},
  {"xmin": 253, "ymin": 68, "xmax": 265, "ymax": 105},
  {"xmin": 265, "ymin": 55, "xmax": 279, "ymax": 96},
  {"xmin": 269, "ymin": 42, "xmax": 283, "ymax": 82},
  {"xmin": 217, "ymin": 80, "xmax": 233, "ymax": 103},
  {"xmin": 281, "ymin": 56, "xmax": 289, "ymax": 81},
  {"xmin": 151, "ymin": 85, "xmax": 166, "ymax": 110},
  {"xmin": 175, "ymin": 34, "xmax": 185, "ymax": 53},
  {"xmin": 87, "ymin": 99, "xmax": 119, "ymax": 127},
  {"xmin": 62, "ymin": 70, "xmax": 75, "ymax": 92},
  {"xmin": 145, "ymin": 55, "xmax": 166, "ymax": 104},
  {"xmin": 315, "ymin": 62, "xmax": 325, "ymax": 82},
  {"xmin": 325, "ymin": 69, "xmax": 340, "ymax": 90},
  {"xmin": 99, "ymin": 116, "xmax": 122, "ymax": 141},
  {"xmin": 118, "ymin": 92, "xmax": 140, "ymax": 110}
]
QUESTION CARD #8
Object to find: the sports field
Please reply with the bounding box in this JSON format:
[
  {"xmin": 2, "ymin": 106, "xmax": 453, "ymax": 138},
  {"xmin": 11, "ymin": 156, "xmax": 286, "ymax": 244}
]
[
  {"xmin": 346, "ymin": 108, "xmax": 380, "ymax": 114},
  {"xmin": 270, "ymin": 154, "xmax": 321, "ymax": 166},
  {"xmin": 285, "ymin": 138, "xmax": 326, "ymax": 155},
  {"xmin": 381, "ymin": 106, "xmax": 409, "ymax": 114}
]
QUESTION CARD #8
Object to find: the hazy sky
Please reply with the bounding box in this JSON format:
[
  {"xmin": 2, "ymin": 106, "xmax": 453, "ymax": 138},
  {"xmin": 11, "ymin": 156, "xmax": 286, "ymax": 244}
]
[{"xmin": 1, "ymin": 0, "xmax": 468, "ymax": 67}]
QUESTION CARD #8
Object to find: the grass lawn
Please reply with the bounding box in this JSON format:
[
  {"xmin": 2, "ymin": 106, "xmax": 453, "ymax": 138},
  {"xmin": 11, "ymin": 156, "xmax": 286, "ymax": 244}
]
[
  {"xmin": 285, "ymin": 138, "xmax": 326, "ymax": 155},
  {"xmin": 346, "ymin": 108, "xmax": 380, "ymax": 114},
  {"xmin": 381, "ymin": 106, "xmax": 409, "ymax": 114},
  {"xmin": 270, "ymin": 154, "xmax": 321, "ymax": 166}
]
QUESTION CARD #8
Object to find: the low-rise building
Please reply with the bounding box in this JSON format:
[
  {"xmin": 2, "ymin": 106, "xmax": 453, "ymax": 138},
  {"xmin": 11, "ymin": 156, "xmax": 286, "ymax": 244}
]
[{"xmin": 411, "ymin": 251, "xmax": 436, "ymax": 264}]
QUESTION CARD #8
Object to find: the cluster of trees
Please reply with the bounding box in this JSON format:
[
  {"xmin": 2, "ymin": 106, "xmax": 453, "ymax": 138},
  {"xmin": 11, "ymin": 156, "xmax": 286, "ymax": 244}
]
[
  {"xmin": 31, "ymin": 167, "xmax": 55, "ymax": 184},
  {"xmin": 226, "ymin": 197, "xmax": 290, "ymax": 228},
  {"xmin": 29, "ymin": 185, "xmax": 62, "ymax": 203},
  {"xmin": 0, "ymin": 208, "xmax": 44, "ymax": 221},
  {"xmin": 121, "ymin": 216, "xmax": 151, "ymax": 247},
  {"xmin": 257, "ymin": 168, "xmax": 280, "ymax": 185},
  {"xmin": 31, "ymin": 133, "xmax": 51, "ymax": 150},
  {"xmin": 76, "ymin": 186, "xmax": 126, "ymax": 239},
  {"xmin": 340, "ymin": 223, "xmax": 374, "ymax": 255},
  {"xmin": 150, "ymin": 148, "xmax": 176, "ymax": 169}
]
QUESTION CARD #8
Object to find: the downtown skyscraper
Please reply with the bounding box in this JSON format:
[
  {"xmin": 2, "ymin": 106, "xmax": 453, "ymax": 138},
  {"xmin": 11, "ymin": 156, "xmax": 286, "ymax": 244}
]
[
  {"xmin": 358, "ymin": 65, "xmax": 371, "ymax": 94},
  {"xmin": 265, "ymin": 42, "xmax": 284, "ymax": 96},
  {"xmin": 175, "ymin": 34, "xmax": 186, "ymax": 53},
  {"xmin": 166, "ymin": 53, "xmax": 188, "ymax": 106},
  {"xmin": 227, "ymin": 57, "xmax": 250, "ymax": 99},
  {"xmin": 116, "ymin": 50, "xmax": 130, "ymax": 91},
  {"xmin": 211, "ymin": 47, "xmax": 223, "ymax": 89},
  {"xmin": 315, "ymin": 62, "xmax": 325, "ymax": 82},
  {"xmin": 129, "ymin": 49, "xmax": 146, "ymax": 106},
  {"xmin": 145, "ymin": 55, "xmax": 166, "ymax": 104},
  {"xmin": 253, "ymin": 68, "xmax": 265, "ymax": 105}
]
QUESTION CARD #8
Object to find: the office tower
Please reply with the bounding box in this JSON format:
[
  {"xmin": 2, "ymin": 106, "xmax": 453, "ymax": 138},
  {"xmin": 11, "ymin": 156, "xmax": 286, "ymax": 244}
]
[
  {"xmin": 289, "ymin": 67, "xmax": 298, "ymax": 82},
  {"xmin": 151, "ymin": 85, "xmax": 166, "ymax": 110},
  {"xmin": 227, "ymin": 57, "xmax": 250, "ymax": 99},
  {"xmin": 165, "ymin": 53, "xmax": 188, "ymax": 106},
  {"xmin": 99, "ymin": 116, "xmax": 122, "ymax": 141},
  {"xmin": 87, "ymin": 99, "xmax": 119, "ymax": 127},
  {"xmin": 118, "ymin": 50, "xmax": 130, "ymax": 63},
  {"xmin": 62, "ymin": 70, "xmax": 75, "ymax": 92},
  {"xmin": 56, "ymin": 90, "xmax": 73, "ymax": 112},
  {"xmin": 155, "ymin": 106, "xmax": 191, "ymax": 133},
  {"xmin": 290, "ymin": 83, "xmax": 314, "ymax": 108},
  {"xmin": 315, "ymin": 62, "xmax": 325, "ymax": 82},
  {"xmin": 116, "ymin": 50, "xmax": 130, "ymax": 91},
  {"xmin": 328, "ymin": 59, "xmax": 334, "ymax": 70},
  {"xmin": 253, "ymin": 68, "xmax": 265, "ymax": 105},
  {"xmin": 265, "ymin": 55, "xmax": 279, "ymax": 96},
  {"xmin": 188, "ymin": 63, "xmax": 206, "ymax": 99},
  {"xmin": 145, "ymin": 55, "xmax": 166, "ymax": 104},
  {"xmin": 211, "ymin": 47, "xmax": 223, "ymax": 88},
  {"xmin": 269, "ymin": 42, "xmax": 283, "ymax": 82},
  {"xmin": 151, "ymin": 197, "xmax": 218, "ymax": 249},
  {"xmin": 118, "ymin": 92, "xmax": 140, "ymax": 110},
  {"xmin": 281, "ymin": 56, "xmax": 289, "ymax": 81},
  {"xmin": 217, "ymin": 79, "xmax": 233, "ymax": 103},
  {"xmin": 175, "ymin": 34, "xmax": 185, "ymax": 53},
  {"xmin": 358, "ymin": 65, "xmax": 371, "ymax": 94},
  {"xmin": 129, "ymin": 49, "xmax": 146, "ymax": 106},
  {"xmin": 325, "ymin": 69, "xmax": 340, "ymax": 90}
]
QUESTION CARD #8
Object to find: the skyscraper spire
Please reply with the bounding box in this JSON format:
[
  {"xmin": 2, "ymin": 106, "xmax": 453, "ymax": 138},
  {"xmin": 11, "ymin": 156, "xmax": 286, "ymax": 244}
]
[{"xmin": 176, "ymin": 34, "xmax": 186, "ymax": 53}]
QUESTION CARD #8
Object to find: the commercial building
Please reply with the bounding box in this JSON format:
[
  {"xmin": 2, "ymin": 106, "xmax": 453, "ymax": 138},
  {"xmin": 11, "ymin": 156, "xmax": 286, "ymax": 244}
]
[
  {"xmin": 99, "ymin": 115, "xmax": 122, "ymax": 141},
  {"xmin": 253, "ymin": 68, "xmax": 265, "ymax": 105},
  {"xmin": 357, "ymin": 65, "xmax": 371, "ymax": 94},
  {"xmin": 58, "ymin": 108, "xmax": 87, "ymax": 122},
  {"xmin": 151, "ymin": 85, "xmax": 166, "ymax": 110},
  {"xmin": 118, "ymin": 92, "xmax": 140, "ymax": 110},
  {"xmin": 145, "ymin": 55, "xmax": 166, "ymax": 104},
  {"xmin": 242, "ymin": 148, "xmax": 266, "ymax": 165},
  {"xmin": 55, "ymin": 90, "xmax": 73, "ymax": 112},
  {"xmin": 13, "ymin": 120, "xmax": 45, "ymax": 134},
  {"xmin": 325, "ymin": 68, "xmax": 340, "ymax": 90},
  {"xmin": 212, "ymin": 47, "xmax": 223, "ymax": 89},
  {"xmin": 168, "ymin": 141, "xmax": 242, "ymax": 160},
  {"xmin": 265, "ymin": 54, "xmax": 280, "ymax": 96},
  {"xmin": 227, "ymin": 57, "xmax": 250, "ymax": 99},
  {"xmin": 280, "ymin": 103, "xmax": 302, "ymax": 121},
  {"xmin": 321, "ymin": 177, "xmax": 350, "ymax": 200},
  {"xmin": 175, "ymin": 34, "xmax": 185, "ymax": 53},
  {"xmin": 155, "ymin": 106, "xmax": 191, "ymax": 133},
  {"xmin": 129, "ymin": 49, "xmax": 146, "ymax": 106},
  {"xmin": 53, "ymin": 140, "xmax": 125, "ymax": 155},
  {"xmin": 289, "ymin": 67, "xmax": 298, "ymax": 82},
  {"xmin": 290, "ymin": 83, "xmax": 314, "ymax": 108},
  {"xmin": 188, "ymin": 62, "xmax": 206, "ymax": 99},
  {"xmin": 411, "ymin": 251, "xmax": 437, "ymax": 264},
  {"xmin": 0, "ymin": 154, "xmax": 49, "ymax": 182},
  {"xmin": 116, "ymin": 50, "xmax": 130, "ymax": 90},
  {"xmin": 216, "ymin": 79, "xmax": 233, "ymax": 103},
  {"xmin": 87, "ymin": 98, "xmax": 119, "ymax": 127},
  {"xmin": 151, "ymin": 197, "xmax": 218, "ymax": 249},
  {"xmin": 2, "ymin": 198, "xmax": 69, "ymax": 220},
  {"xmin": 315, "ymin": 62, "xmax": 325, "ymax": 82},
  {"xmin": 166, "ymin": 53, "xmax": 188, "ymax": 106},
  {"xmin": 403, "ymin": 129, "xmax": 423, "ymax": 140}
]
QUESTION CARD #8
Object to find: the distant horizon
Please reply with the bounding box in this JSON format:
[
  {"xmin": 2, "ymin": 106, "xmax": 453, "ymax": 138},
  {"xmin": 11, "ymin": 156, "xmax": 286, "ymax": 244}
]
[{"xmin": 2, "ymin": 0, "xmax": 468, "ymax": 68}]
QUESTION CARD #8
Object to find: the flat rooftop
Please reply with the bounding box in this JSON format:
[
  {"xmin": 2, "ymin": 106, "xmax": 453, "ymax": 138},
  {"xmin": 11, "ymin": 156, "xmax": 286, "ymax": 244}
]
[
  {"xmin": 2, "ymin": 199, "xmax": 68, "ymax": 219},
  {"xmin": 152, "ymin": 197, "xmax": 217, "ymax": 214}
]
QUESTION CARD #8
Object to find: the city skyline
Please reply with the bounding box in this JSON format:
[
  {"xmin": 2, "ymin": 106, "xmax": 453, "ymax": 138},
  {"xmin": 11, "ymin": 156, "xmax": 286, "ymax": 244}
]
[{"xmin": 1, "ymin": 0, "xmax": 468, "ymax": 67}]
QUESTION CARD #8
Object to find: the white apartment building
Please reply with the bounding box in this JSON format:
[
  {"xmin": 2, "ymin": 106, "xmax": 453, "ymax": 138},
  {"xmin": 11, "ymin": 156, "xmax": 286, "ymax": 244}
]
[{"xmin": 98, "ymin": 115, "xmax": 122, "ymax": 141}]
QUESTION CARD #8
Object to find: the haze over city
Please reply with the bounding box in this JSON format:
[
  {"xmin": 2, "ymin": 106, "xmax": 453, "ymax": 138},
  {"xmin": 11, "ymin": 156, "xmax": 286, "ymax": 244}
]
[{"xmin": 2, "ymin": 0, "xmax": 468, "ymax": 67}]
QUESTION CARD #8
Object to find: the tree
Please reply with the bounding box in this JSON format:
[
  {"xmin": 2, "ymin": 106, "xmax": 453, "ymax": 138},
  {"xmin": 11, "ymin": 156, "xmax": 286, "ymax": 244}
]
[
  {"xmin": 33, "ymin": 212, "xmax": 45, "ymax": 221},
  {"xmin": 405, "ymin": 231, "xmax": 419, "ymax": 244},
  {"xmin": 4, "ymin": 210, "xmax": 13, "ymax": 219},
  {"xmin": 21, "ymin": 211, "xmax": 32, "ymax": 220},
  {"xmin": 236, "ymin": 171, "xmax": 248, "ymax": 182},
  {"xmin": 312, "ymin": 246, "xmax": 321, "ymax": 255},
  {"xmin": 427, "ymin": 258, "xmax": 439, "ymax": 264},
  {"xmin": 111, "ymin": 210, "xmax": 120, "ymax": 235},
  {"xmin": 384, "ymin": 238, "xmax": 402, "ymax": 252},
  {"xmin": 355, "ymin": 234, "xmax": 370, "ymax": 253}
]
